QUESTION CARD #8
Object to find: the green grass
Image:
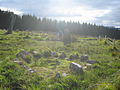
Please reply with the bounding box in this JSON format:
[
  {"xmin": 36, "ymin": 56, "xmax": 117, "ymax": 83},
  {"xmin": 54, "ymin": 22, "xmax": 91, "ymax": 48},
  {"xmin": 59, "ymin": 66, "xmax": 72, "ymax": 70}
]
[{"xmin": 0, "ymin": 30, "xmax": 120, "ymax": 89}]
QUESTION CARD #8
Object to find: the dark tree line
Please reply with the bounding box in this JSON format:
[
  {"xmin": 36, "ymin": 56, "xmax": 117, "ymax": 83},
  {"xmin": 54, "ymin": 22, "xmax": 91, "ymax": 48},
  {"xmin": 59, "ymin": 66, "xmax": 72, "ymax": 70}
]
[{"xmin": 0, "ymin": 9, "xmax": 120, "ymax": 39}]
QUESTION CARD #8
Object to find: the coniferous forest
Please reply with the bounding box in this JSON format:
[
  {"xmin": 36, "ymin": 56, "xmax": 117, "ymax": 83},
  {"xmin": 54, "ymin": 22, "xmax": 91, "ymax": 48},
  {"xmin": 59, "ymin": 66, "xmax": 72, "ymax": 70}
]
[{"xmin": 0, "ymin": 9, "xmax": 120, "ymax": 39}]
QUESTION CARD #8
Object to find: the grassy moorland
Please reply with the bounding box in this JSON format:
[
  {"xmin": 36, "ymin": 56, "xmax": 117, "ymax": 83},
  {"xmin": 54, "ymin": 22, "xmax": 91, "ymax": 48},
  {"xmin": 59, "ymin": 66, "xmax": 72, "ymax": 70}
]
[{"xmin": 0, "ymin": 30, "xmax": 120, "ymax": 90}]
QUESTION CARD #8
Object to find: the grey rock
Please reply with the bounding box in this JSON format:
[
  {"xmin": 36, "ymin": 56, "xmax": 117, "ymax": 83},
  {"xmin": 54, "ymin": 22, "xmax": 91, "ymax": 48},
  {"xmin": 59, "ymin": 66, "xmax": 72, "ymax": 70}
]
[
  {"xmin": 14, "ymin": 60, "xmax": 23, "ymax": 65},
  {"xmin": 86, "ymin": 60, "xmax": 97, "ymax": 64},
  {"xmin": 59, "ymin": 52, "xmax": 66, "ymax": 59},
  {"xmin": 51, "ymin": 52, "xmax": 58, "ymax": 57},
  {"xmin": 85, "ymin": 63, "xmax": 92, "ymax": 70},
  {"xmin": 68, "ymin": 55, "xmax": 75, "ymax": 60},
  {"xmin": 32, "ymin": 51, "xmax": 38, "ymax": 54},
  {"xmin": 80, "ymin": 55, "xmax": 88, "ymax": 62},
  {"xmin": 16, "ymin": 51, "xmax": 30, "ymax": 58},
  {"xmin": 55, "ymin": 73, "xmax": 61, "ymax": 78},
  {"xmin": 32, "ymin": 51, "xmax": 41, "ymax": 59},
  {"xmin": 28, "ymin": 68, "xmax": 35, "ymax": 73},
  {"xmin": 69, "ymin": 62, "xmax": 83, "ymax": 74},
  {"xmin": 68, "ymin": 54, "xmax": 79, "ymax": 60},
  {"xmin": 21, "ymin": 65, "xmax": 29, "ymax": 69}
]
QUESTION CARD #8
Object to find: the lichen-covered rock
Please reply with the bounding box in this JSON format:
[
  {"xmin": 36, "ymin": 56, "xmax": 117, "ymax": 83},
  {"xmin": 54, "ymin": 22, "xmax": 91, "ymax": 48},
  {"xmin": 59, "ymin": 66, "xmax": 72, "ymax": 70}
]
[
  {"xmin": 69, "ymin": 62, "xmax": 83, "ymax": 74},
  {"xmin": 80, "ymin": 55, "xmax": 89, "ymax": 62}
]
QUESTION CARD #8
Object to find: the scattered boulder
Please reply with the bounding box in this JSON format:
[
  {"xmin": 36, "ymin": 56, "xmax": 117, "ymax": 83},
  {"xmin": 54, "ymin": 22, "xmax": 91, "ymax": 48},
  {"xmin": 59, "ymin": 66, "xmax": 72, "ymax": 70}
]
[
  {"xmin": 32, "ymin": 51, "xmax": 41, "ymax": 59},
  {"xmin": 69, "ymin": 62, "xmax": 84, "ymax": 74},
  {"xmin": 68, "ymin": 55, "xmax": 75, "ymax": 60},
  {"xmin": 31, "ymin": 51, "xmax": 38, "ymax": 54},
  {"xmin": 80, "ymin": 55, "xmax": 89, "ymax": 62},
  {"xmin": 33, "ymin": 54, "xmax": 41, "ymax": 59},
  {"xmin": 74, "ymin": 53, "xmax": 79, "ymax": 59},
  {"xmin": 14, "ymin": 60, "xmax": 23, "ymax": 65},
  {"xmin": 28, "ymin": 68, "xmax": 35, "ymax": 73},
  {"xmin": 85, "ymin": 63, "xmax": 92, "ymax": 70},
  {"xmin": 16, "ymin": 51, "xmax": 30, "ymax": 58},
  {"xmin": 59, "ymin": 52, "xmax": 66, "ymax": 59},
  {"xmin": 21, "ymin": 65, "xmax": 29, "ymax": 69},
  {"xmin": 86, "ymin": 60, "xmax": 97, "ymax": 64},
  {"xmin": 51, "ymin": 52, "xmax": 58, "ymax": 57},
  {"xmin": 68, "ymin": 54, "xmax": 79, "ymax": 60},
  {"xmin": 55, "ymin": 73, "xmax": 61, "ymax": 78}
]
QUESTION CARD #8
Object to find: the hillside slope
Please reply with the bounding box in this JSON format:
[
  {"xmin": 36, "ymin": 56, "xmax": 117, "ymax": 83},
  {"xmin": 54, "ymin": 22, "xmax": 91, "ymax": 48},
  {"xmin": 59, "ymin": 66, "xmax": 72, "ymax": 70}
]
[{"xmin": 0, "ymin": 30, "xmax": 120, "ymax": 90}]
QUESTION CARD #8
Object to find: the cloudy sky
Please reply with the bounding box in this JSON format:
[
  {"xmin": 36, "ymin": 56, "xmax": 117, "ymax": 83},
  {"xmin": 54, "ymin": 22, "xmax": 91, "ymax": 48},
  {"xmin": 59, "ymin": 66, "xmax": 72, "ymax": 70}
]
[{"xmin": 0, "ymin": 0, "xmax": 120, "ymax": 28}]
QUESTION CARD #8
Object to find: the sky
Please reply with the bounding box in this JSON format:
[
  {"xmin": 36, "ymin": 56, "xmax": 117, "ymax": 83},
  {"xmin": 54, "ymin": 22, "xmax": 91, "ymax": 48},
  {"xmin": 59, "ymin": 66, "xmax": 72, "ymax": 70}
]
[{"xmin": 0, "ymin": 0, "xmax": 120, "ymax": 28}]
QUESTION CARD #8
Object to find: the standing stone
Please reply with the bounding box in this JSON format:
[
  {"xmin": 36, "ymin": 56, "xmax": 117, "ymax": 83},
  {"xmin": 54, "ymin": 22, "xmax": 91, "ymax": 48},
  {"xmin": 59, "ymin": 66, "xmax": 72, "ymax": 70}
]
[
  {"xmin": 6, "ymin": 14, "xmax": 16, "ymax": 34},
  {"xmin": 69, "ymin": 62, "xmax": 83, "ymax": 74}
]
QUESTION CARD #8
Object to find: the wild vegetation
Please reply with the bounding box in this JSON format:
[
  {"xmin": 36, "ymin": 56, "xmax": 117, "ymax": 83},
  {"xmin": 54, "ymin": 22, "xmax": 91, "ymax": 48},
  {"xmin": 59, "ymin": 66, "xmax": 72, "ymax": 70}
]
[{"xmin": 0, "ymin": 30, "xmax": 120, "ymax": 90}]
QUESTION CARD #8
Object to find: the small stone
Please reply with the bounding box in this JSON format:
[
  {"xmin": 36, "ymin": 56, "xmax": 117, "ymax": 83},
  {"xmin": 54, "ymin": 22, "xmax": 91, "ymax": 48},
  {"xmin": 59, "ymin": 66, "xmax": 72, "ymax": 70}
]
[
  {"xmin": 68, "ymin": 55, "xmax": 75, "ymax": 60},
  {"xmin": 62, "ymin": 73, "xmax": 68, "ymax": 77},
  {"xmin": 32, "ymin": 51, "xmax": 41, "ymax": 59},
  {"xmin": 14, "ymin": 60, "xmax": 23, "ymax": 65},
  {"xmin": 85, "ymin": 63, "xmax": 92, "ymax": 70},
  {"xmin": 55, "ymin": 73, "xmax": 61, "ymax": 78},
  {"xmin": 59, "ymin": 52, "xmax": 66, "ymax": 59},
  {"xmin": 28, "ymin": 68, "xmax": 35, "ymax": 73},
  {"xmin": 80, "ymin": 55, "xmax": 89, "ymax": 62},
  {"xmin": 86, "ymin": 60, "xmax": 97, "ymax": 64},
  {"xmin": 51, "ymin": 52, "xmax": 58, "ymax": 57},
  {"xmin": 21, "ymin": 65, "xmax": 29, "ymax": 69},
  {"xmin": 16, "ymin": 51, "xmax": 30, "ymax": 58}
]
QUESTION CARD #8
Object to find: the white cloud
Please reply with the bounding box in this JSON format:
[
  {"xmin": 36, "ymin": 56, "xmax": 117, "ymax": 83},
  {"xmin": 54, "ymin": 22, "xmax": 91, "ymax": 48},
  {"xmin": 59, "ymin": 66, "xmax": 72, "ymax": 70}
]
[{"xmin": 48, "ymin": 6, "xmax": 111, "ymax": 23}]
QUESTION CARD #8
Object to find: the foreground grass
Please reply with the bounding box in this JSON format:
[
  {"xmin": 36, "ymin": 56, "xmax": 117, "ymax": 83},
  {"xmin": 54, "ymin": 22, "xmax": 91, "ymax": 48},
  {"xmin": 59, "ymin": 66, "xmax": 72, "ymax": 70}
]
[{"xmin": 0, "ymin": 30, "xmax": 120, "ymax": 90}]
